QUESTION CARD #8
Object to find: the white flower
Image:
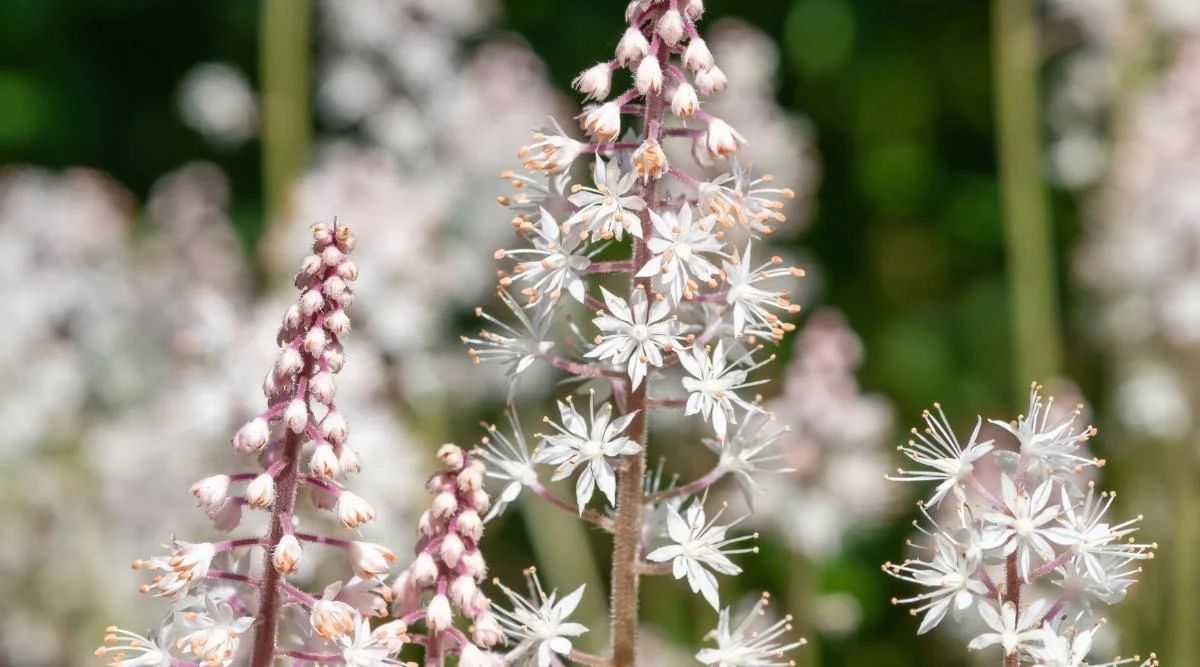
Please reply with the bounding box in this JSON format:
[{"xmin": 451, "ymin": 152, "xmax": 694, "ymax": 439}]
[
  {"xmin": 637, "ymin": 206, "xmax": 725, "ymax": 303},
  {"xmin": 499, "ymin": 207, "xmax": 593, "ymax": 304},
  {"xmin": 981, "ymin": 477, "xmax": 1063, "ymax": 581},
  {"xmin": 189, "ymin": 475, "xmax": 230, "ymax": 510},
  {"xmin": 586, "ymin": 286, "xmax": 681, "ymax": 389},
  {"xmin": 572, "ymin": 62, "xmax": 612, "ymax": 102},
  {"xmin": 96, "ymin": 627, "xmax": 173, "ymax": 667},
  {"xmin": 312, "ymin": 581, "xmax": 359, "ymax": 639},
  {"xmin": 646, "ymin": 502, "xmax": 755, "ymax": 610},
  {"xmin": 479, "ymin": 412, "xmax": 540, "ymax": 520},
  {"xmin": 695, "ymin": 594, "xmax": 806, "ymax": 666},
  {"xmin": 679, "ymin": 341, "xmax": 770, "ymax": 439},
  {"xmin": 1050, "ymin": 483, "xmax": 1155, "ymax": 583},
  {"xmin": 568, "ymin": 157, "xmax": 647, "ymax": 241},
  {"xmin": 493, "ymin": 574, "xmax": 589, "ymax": 667},
  {"xmin": 169, "ymin": 541, "xmax": 216, "ymax": 585},
  {"xmin": 967, "ymin": 599, "xmax": 1047, "ymax": 656},
  {"xmin": 519, "ymin": 119, "xmax": 587, "ymax": 173},
  {"xmin": 534, "ymin": 393, "xmax": 641, "ymax": 510},
  {"xmin": 463, "ymin": 291, "xmax": 554, "ymax": 400},
  {"xmin": 721, "ymin": 245, "xmax": 803, "ymax": 338},
  {"xmin": 885, "ymin": 406, "xmax": 995, "ymax": 506},
  {"xmin": 885, "ymin": 531, "xmax": 989, "ymax": 634},
  {"xmin": 989, "ymin": 384, "xmax": 1101, "ymax": 481},
  {"xmin": 177, "ymin": 599, "xmax": 253, "ymax": 666},
  {"xmin": 339, "ymin": 617, "xmax": 395, "ymax": 666},
  {"xmin": 1027, "ymin": 623, "xmax": 1098, "ymax": 667},
  {"xmin": 703, "ymin": 414, "xmax": 792, "ymax": 509},
  {"xmin": 698, "ymin": 163, "xmax": 795, "ymax": 232}
]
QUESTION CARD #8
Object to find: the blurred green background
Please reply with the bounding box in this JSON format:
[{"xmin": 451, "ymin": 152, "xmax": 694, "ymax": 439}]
[{"xmin": 1, "ymin": 0, "xmax": 1183, "ymax": 665}]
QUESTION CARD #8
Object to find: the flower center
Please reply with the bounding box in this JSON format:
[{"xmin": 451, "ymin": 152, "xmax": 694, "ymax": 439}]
[
  {"xmin": 1014, "ymin": 518, "xmax": 1035, "ymax": 538},
  {"xmin": 629, "ymin": 324, "xmax": 650, "ymax": 342},
  {"xmin": 580, "ymin": 439, "xmax": 603, "ymax": 458}
]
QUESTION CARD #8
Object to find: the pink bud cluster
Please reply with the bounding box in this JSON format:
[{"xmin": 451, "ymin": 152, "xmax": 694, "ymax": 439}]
[
  {"xmin": 101, "ymin": 223, "xmax": 408, "ymax": 667},
  {"xmin": 390, "ymin": 444, "xmax": 503, "ymax": 663}
]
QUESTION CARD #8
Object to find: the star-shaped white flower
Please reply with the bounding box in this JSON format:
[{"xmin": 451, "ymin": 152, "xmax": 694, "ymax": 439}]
[
  {"xmin": 493, "ymin": 573, "xmax": 589, "ymax": 667},
  {"xmin": 533, "ymin": 392, "xmax": 641, "ymax": 510},
  {"xmin": 679, "ymin": 341, "xmax": 770, "ymax": 439},
  {"xmin": 586, "ymin": 286, "xmax": 681, "ymax": 389},
  {"xmin": 989, "ymin": 384, "xmax": 1101, "ymax": 482},
  {"xmin": 646, "ymin": 502, "xmax": 756, "ymax": 610},
  {"xmin": 479, "ymin": 411, "xmax": 540, "ymax": 521},
  {"xmin": 339, "ymin": 617, "xmax": 397, "ymax": 666},
  {"xmin": 981, "ymin": 477, "xmax": 1063, "ymax": 582},
  {"xmin": 499, "ymin": 207, "xmax": 594, "ymax": 304},
  {"xmin": 967, "ymin": 599, "xmax": 1047, "ymax": 656},
  {"xmin": 568, "ymin": 157, "xmax": 646, "ymax": 241},
  {"xmin": 637, "ymin": 205, "xmax": 725, "ymax": 303},
  {"xmin": 885, "ymin": 531, "xmax": 990, "ymax": 634},
  {"xmin": 885, "ymin": 405, "xmax": 995, "ymax": 507},
  {"xmin": 721, "ymin": 244, "xmax": 802, "ymax": 339},
  {"xmin": 177, "ymin": 598, "xmax": 254, "ymax": 666},
  {"xmin": 695, "ymin": 594, "xmax": 807, "ymax": 666}
]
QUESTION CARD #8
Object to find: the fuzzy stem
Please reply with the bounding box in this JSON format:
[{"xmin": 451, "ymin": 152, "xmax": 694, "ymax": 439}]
[
  {"xmin": 249, "ymin": 426, "xmax": 303, "ymax": 666},
  {"xmin": 1003, "ymin": 551, "xmax": 1021, "ymax": 667},
  {"xmin": 609, "ymin": 28, "xmax": 669, "ymax": 667},
  {"xmin": 424, "ymin": 633, "xmax": 443, "ymax": 667}
]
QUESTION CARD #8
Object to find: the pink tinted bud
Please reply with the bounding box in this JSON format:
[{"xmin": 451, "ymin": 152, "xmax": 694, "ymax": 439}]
[
  {"xmin": 472, "ymin": 612, "xmax": 503, "ymax": 647},
  {"xmin": 615, "ymin": 26, "xmax": 650, "ymax": 65},
  {"xmin": 311, "ymin": 484, "xmax": 338, "ymax": 510},
  {"xmin": 321, "ymin": 244, "xmax": 343, "ymax": 267},
  {"xmin": 671, "ymin": 83, "xmax": 699, "ymax": 117},
  {"xmin": 683, "ymin": 38, "xmax": 714, "ymax": 71},
  {"xmin": 284, "ymin": 399, "xmax": 308, "ymax": 433},
  {"xmin": 457, "ymin": 466, "xmax": 483, "ymax": 493},
  {"xmin": 323, "ymin": 276, "xmax": 347, "ymax": 298},
  {"xmin": 324, "ymin": 344, "xmax": 345, "ymax": 372},
  {"xmin": 684, "ymin": 0, "xmax": 705, "ymax": 19},
  {"xmin": 300, "ymin": 289, "xmax": 324, "ymax": 316},
  {"xmin": 233, "ymin": 417, "xmax": 270, "ymax": 453},
  {"xmin": 431, "ymin": 491, "xmax": 459, "ymax": 519},
  {"xmin": 190, "ymin": 475, "xmax": 230, "ymax": 510},
  {"xmin": 390, "ymin": 569, "xmax": 422, "ymax": 617},
  {"xmin": 450, "ymin": 574, "xmax": 478, "ymax": 611},
  {"xmin": 338, "ymin": 446, "xmax": 362, "ymax": 475},
  {"xmin": 325, "ymin": 309, "xmax": 351, "ymax": 337},
  {"xmin": 468, "ymin": 489, "xmax": 491, "ymax": 515},
  {"xmin": 310, "ymin": 371, "xmax": 336, "ymax": 404},
  {"xmin": 657, "ymin": 9, "xmax": 684, "ymax": 45},
  {"xmin": 283, "ymin": 303, "xmax": 303, "ymax": 329},
  {"xmin": 438, "ymin": 443, "xmax": 465, "ymax": 471},
  {"xmin": 580, "ymin": 102, "xmax": 621, "ymax": 141},
  {"xmin": 335, "ymin": 290, "xmax": 355, "ymax": 309},
  {"xmin": 418, "ymin": 509, "xmax": 438, "ymax": 537},
  {"xmin": 426, "ymin": 594, "xmax": 453, "ymax": 633},
  {"xmin": 207, "ymin": 498, "xmax": 242, "ymax": 532},
  {"xmin": 277, "ymin": 346, "xmax": 303, "ymax": 377},
  {"xmin": 337, "ymin": 260, "xmax": 358, "ymax": 281},
  {"xmin": 705, "ymin": 117, "xmax": 746, "ymax": 157},
  {"xmin": 573, "ymin": 62, "xmax": 612, "ymax": 102},
  {"xmin": 694, "ymin": 64, "xmax": 727, "ymax": 95},
  {"xmin": 273, "ymin": 534, "xmax": 302, "ymax": 574},
  {"xmin": 320, "ymin": 410, "xmax": 348, "ymax": 445},
  {"xmin": 304, "ymin": 327, "xmax": 327, "ymax": 356},
  {"xmin": 245, "ymin": 473, "xmax": 275, "ymax": 509},
  {"xmin": 461, "ymin": 549, "xmax": 487, "ymax": 581},
  {"xmin": 411, "ymin": 551, "xmax": 440, "ymax": 587},
  {"xmin": 301, "ymin": 254, "xmax": 324, "ymax": 275},
  {"xmin": 439, "ymin": 533, "xmax": 465, "ymax": 569},
  {"xmin": 309, "ymin": 443, "xmax": 341, "ymax": 478},
  {"xmin": 349, "ymin": 541, "xmax": 398, "ymax": 580},
  {"xmin": 635, "ymin": 56, "xmax": 663, "ymax": 95},
  {"xmin": 336, "ymin": 491, "xmax": 375, "ymax": 528},
  {"xmin": 312, "ymin": 223, "xmax": 334, "ymax": 245},
  {"xmin": 456, "ymin": 510, "xmax": 484, "ymax": 542}
]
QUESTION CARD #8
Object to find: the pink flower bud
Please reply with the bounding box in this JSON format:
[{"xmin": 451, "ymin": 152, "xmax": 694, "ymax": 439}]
[
  {"xmin": 671, "ymin": 82, "xmax": 699, "ymax": 117},
  {"xmin": 457, "ymin": 466, "xmax": 484, "ymax": 493},
  {"xmin": 283, "ymin": 303, "xmax": 303, "ymax": 329},
  {"xmin": 704, "ymin": 117, "xmax": 746, "ymax": 157},
  {"xmin": 390, "ymin": 569, "xmax": 422, "ymax": 617},
  {"xmin": 309, "ymin": 443, "xmax": 341, "ymax": 478},
  {"xmin": 338, "ymin": 446, "xmax": 362, "ymax": 475},
  {"xmin": 580, "ymin": 102, "xmax": 621, "ymax": 141},
  {"xmin": 206, "ymin": 498, "xmax": 242, "ymax": 532},
  {"xmin": 450, "ymin": 574, "xmax": 478, "ymax": 611},
  {"xmin": 321, "ymin": 244, "xmax": 344, "ymax": 267},
  {"xmin": 472, "ymin": 612, "xmax": 504, "ymax": 647},
  {"xmin": 657, "ymin": 8, "xmax": 685, "ymax": 45},
  {"xmin": 325, "ymin": 308, "xmax": 351, "ymax": 337},
  {"xmin": 635, "ymin": 56, "xmax": 663, "ymax": 95},
  {"xmin": 276, "ymin": 346, "xmax": 303, "ymax": 377},
  {"xmin": 233, "ymin": 417, "xmax": 270, "ymax": 453},
  {"xmin": 431, "ymin": 491, "xmax": 459, "ymax": 520},
  {"xmin": 468, "ymin": 489, "xmax": 492, "ymax": 515},
  {"xmin": 615, "ymin": 26, "xmax": 650, "ymax": 65},
  {"xmin": 632, "ymin": 139, "xmax": 669, "ymax": 183},
  {"xmin": 426, "ymin": 594, "xmax": 453, "ymax": 633},
  {"xmin": 336, "ymin": 491, "xmax": 375, "ymax": 528},
  {"xmin": 371, "ymin": 619, "xmax": 409, "ymax": 652},
  {"xmin": 245, "ymin": 473, "xmax": 276, "ymax": 509},
  {"xmin": 310, "ymin": 596, "xmax": 356, "ymax": 639},
  {"xmin": 312, "ymin": 223, "xmax": 334, "ymax": 245},
  {"xmin": 300, "ymin": 289, "xmax": 324, "ymax": 316},
  {"xmin": 320, "ymin": 410, "xmax": 348, "ymax": 445},
  {"xmin": 439, "ymin": 533, "xmax": 465, "ymax": 569},
  {"xmin": 324, "ymin": 344, "xmax": 345, "ymax": 372},
  {"xmin": 684, "ymin": 0, "xmax": 705, "ymax": 19},
  {"xmin": 694, "ymin": 64, "xmax": 727, "ymax": 95},
  {"xmin": 683, "ymin": 37, "xmax": 714, "ymax": 71},
  {"xmin": 411, "ymin": 551, "xmax": 440, "ymax": 587},
  {"xmin": 350, "ymin": 541, "xmax": 398, "ymax": 580},
  {"xmin": 301, "ymin": 254, "xmax": 324, "ymax": 275},
  {"xmin": 190, "ymin": 474, "xmax": 230, "ymax": 510},
  {"xmin": 273, "ymin": 534, "xmax": 302, "ymax": 574},
  {"xmin": 456, "ymin": 510, "xmax": 484, "ymax": 542},
  {"xmin": 309, "ymin": 371, "xmax": 336, "ymax": 404},
  {"xmin": 323, "ymin": 276, "xmax": 347, "ymax": 298},
  {"xmin": 462, "ymin": 548, "xmax": 487, "ymax": 581},
  {"xmin": 335, "ymin": 290, "xmax": 355, "ymax": 309},
  {"xmin": 304, "ymin": 327, "xmax": 327, "ymax": 356},
  {"xmin": 418, "ymin": 509, "xmax": 438, "ymax": 537},
  {"xmin": 438, "ymin": 443, "xmax": 465, "ymax": 471},
  {"xmin": 284, "ymin": 398, "xmax": 308, "ymax": 433},
  {"xmin": 337, "ymin": 260, "xmax": 358, "ymax": 281},
  {"xmin": 573, "ymin": 62, "xmax": 612, "ymax": 101}
]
